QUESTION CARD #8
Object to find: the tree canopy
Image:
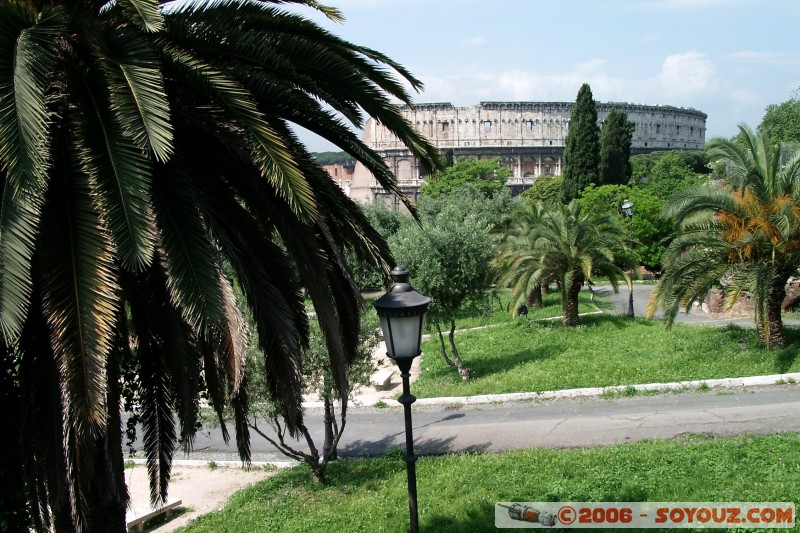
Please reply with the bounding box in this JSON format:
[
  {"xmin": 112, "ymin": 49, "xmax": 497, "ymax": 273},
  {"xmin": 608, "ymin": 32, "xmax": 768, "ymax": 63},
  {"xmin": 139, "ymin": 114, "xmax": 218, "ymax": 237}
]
[
  {"xmin": 0, "ymin": 1, "xmax": 441, "ymax": 529},
  {"xmin": 634, "ymin": 152, "xmax": 707, "ymax": 201},
  {"xmin": 598, "ymin": 109, "xmax": 635, "ymax": 186},
  {"xmin": 561, "ymin": 83, "xmax": 600, "ymax": 203},
  {"xmin": 649, "ymin": 125, "xmax": 800, "ymax": 348},
  {"xmin": 521, "ymin": 174, "xmax": 563, "ymax": 207},
  {"xmin": 391, "ymin": 186, "xmax": 510, "ymax": 379},
  {"xmin": 312, "ymin": 151, "xmax": 356, "ymax": 166},
  {"xmin": 576, "ymin": 184, "xmax": 672, "ymax": 271},
  {"xmin": 758, "ymin": 97, "xmax": 800, "ymax": 145},
  {"xmin": 421, "ymin": 156, "xmax": 511, "ymax": 198}
]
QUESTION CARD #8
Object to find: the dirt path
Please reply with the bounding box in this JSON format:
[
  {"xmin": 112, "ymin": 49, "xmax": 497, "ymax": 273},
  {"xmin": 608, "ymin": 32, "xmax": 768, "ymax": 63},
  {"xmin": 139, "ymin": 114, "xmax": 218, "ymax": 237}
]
[{"xmin": 126, "ymin": 464, "xmax": 276, "ymax": 532}]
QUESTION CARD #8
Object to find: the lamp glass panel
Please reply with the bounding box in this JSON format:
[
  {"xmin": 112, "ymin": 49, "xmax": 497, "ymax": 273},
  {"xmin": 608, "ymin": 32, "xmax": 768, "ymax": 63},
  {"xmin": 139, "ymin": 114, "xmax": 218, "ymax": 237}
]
[{"xmin": 380, "ymin": 314, "xmax": 423, "ymax": 358}]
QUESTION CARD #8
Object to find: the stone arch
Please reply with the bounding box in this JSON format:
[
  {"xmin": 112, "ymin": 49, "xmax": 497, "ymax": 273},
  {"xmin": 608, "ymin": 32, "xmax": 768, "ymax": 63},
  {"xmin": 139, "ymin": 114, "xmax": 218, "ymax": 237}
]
[
  {"xmin": 542, "ymin": 156, "xmax": 556, "ymax": 176},
  {"xmin": 396, "ymin": 159, "xmax": 413, "ymax": 181},
  {"xmin": 523, "ymin": 156, "xmax": 536, "ymax": 177}
]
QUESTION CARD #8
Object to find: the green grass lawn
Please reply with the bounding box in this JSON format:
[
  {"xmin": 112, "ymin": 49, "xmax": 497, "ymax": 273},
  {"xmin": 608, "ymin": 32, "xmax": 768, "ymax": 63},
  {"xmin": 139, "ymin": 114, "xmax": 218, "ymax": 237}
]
[
  {"xmin": 180, "ymin": 432, "xmax": 800, "ymax": 533},
  {"xmin": 414, "ymin": 315, "xmax": 800, "ymax": 398}
]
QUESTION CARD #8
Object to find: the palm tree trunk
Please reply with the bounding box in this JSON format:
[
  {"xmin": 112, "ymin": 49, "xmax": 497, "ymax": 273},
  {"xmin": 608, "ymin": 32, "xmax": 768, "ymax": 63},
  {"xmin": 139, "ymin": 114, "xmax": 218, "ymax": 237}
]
[
  {"xmin": 762, "ymin": 277, "xmax": 787, "ymax": 349},
  {"xmin": 54, "ymin": 433, "xmax": 128, "ymax": 533},
  {"xmin": 527, "ymin": 284, "xmax": 543, "ymax": 308},
  {"xmin": 84, "ymin": 500, "xmax": 127, "ymax": 533},
  {"xmin": 562, "ymin": 273, "xmax": 583, "ymax": 327}
]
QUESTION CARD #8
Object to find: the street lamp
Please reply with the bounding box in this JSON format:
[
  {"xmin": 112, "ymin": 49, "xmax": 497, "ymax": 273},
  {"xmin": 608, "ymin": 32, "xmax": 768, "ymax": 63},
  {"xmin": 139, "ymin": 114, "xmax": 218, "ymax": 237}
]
[
  {"xmin": 621, "ymin": 199, "xmax": 634, "ymax": 317},
  {"xmin": 373, "ymin": 266, "xmax": 430, "ymax": 533}
]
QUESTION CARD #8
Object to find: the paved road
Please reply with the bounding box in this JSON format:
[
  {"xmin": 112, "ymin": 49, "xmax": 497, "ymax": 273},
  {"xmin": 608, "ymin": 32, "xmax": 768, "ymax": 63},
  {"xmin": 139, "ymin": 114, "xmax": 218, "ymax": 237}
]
[
  {"xmin": 176, "ymin": 386, "xmax": 800, "ymax": 463},
  {"xmin": 593, "ymin": 284, "xmax": 767, "ymax": 326},
  {"xmin": 595, "ymin": 283, "xmax": 800, "ymax": 330},
  {"xmin": 147, "ymin": 287, "xmax": 800, "ymax": 464}
]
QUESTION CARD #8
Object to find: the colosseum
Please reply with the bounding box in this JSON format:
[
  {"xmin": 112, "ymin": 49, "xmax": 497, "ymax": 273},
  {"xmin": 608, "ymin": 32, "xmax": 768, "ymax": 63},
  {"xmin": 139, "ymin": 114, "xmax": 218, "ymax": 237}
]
[{"xmin": 347, "ymin": 101, "xmax": 707, "ymax": 206}]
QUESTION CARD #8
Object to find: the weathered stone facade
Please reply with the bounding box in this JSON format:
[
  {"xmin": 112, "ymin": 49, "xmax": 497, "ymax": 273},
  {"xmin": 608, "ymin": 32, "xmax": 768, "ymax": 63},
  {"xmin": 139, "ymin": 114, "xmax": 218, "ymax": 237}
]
[
  {"xmin": 321, "ymin": 162, "xmax": 355, "ymax": 197},
  {"xmin": 349, "ymin": 101, "xmax": 707, "ymax": 206}
]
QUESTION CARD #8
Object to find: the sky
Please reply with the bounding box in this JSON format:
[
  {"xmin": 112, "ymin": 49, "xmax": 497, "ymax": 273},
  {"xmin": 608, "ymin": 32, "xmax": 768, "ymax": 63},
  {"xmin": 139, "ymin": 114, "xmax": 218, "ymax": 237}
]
[{"xmin": 293, "ymin": 0, "xmax": 800, "ymax": 153}]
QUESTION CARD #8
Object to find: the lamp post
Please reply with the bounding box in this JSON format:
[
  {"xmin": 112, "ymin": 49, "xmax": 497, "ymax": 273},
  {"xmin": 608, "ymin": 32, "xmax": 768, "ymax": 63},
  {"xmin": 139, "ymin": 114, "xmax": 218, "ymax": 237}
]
[
  {"xmin": 621, "ymin": 199, "xmax": 634, "ymax": 317},
  {"xmin": 373, "ymin": 266, "xmax": 430, "ymax": 533}
]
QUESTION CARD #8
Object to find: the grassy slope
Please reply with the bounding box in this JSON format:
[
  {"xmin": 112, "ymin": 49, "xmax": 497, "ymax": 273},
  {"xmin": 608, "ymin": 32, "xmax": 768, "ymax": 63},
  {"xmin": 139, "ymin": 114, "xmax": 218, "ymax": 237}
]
[
  {"xmin": 414, "ymin": 316, "xmax": 800, "ymax": 398},
  {"xmin": 181, "ymin": 433, "xmax": 800, "ymax": 533}
]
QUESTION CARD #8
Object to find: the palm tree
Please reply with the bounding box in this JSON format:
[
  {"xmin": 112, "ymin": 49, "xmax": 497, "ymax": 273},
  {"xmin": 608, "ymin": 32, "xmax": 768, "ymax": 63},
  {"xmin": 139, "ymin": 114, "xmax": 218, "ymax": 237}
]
[
  {"xmin": 647, "ymin": 125, "xmax": 800, "ymax": 348},
  {"xmin": 0, "ymin": 1, "xmax": 441, "ymax": 530},
  {"xmin": 495, "ymin": 201, "xmax": 547, "ymax": 312},
  {"xmin": 496, "ymin": 202, "xmax": 628, "ymax": 326}
]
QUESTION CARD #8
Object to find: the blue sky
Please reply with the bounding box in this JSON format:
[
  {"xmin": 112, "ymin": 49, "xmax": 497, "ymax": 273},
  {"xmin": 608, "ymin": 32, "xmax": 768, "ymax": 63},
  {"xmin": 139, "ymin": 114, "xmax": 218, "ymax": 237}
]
[{"xmin": 296, "ymin": 0, "xmax": 800, "ymax": 152}]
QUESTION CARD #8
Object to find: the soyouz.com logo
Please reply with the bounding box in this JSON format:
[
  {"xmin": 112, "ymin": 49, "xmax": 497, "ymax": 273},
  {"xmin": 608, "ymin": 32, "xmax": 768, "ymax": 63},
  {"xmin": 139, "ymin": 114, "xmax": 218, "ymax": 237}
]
[{"xmin": 495, "ymin": 502, "xmax": 795, "ymax": 528}]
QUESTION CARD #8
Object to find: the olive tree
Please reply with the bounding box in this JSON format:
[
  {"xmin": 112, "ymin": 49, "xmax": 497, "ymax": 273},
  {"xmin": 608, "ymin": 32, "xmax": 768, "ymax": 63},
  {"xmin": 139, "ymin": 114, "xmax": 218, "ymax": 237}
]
[{"xmin": 391, "ymin": 187, "xmax": 506, "ymax": 380}]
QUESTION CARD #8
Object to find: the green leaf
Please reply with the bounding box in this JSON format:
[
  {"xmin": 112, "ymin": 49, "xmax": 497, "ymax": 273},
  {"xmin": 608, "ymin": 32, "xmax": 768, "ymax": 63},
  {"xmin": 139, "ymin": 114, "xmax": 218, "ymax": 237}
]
[
  {"xmin": 0, "ymin": 178, "xmax": 43, "ymax": 341},
  {"xmin": 91, "ymin": 28, "xmax": 174, "ymax": 162},
  {"xmin": 119, "ymin": 0, "xmax": 165, "ymax": 32},
  {"xmin": 40, "ymin": 163, "xmax": 120, "ymax": 433},
  {"xmin": 152, "ymin": 163, "xmax": 224, "ymax": 332},
  {"xmin": 0, "ymin": 6, "xmax": 63, "ymax": 194},
  {"xmin": 74, "ymin": 80, "xmax": 156, "ymax": 271}
]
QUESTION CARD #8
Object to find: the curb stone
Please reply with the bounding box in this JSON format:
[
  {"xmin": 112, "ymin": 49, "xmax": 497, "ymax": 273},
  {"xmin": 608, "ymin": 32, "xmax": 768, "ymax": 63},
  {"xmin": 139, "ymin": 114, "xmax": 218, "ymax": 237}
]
[{"xmin": 335, "ymin": 372, "xmax": 800, "ymax": 409}]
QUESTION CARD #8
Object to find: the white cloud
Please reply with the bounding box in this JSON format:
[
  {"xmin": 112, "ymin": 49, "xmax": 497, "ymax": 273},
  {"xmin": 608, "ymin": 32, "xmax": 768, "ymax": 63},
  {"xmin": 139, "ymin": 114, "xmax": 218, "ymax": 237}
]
[
  {"xmin": 414, "ymin": 51, "xmax": 718, "ymax": 109},
  {"xmin": 460, "ymin": 36, "xmax": 488, "ymax": 47},
  {"xmin": 656, "ymin": 51, "xmax": 717, "ymax": 97}
]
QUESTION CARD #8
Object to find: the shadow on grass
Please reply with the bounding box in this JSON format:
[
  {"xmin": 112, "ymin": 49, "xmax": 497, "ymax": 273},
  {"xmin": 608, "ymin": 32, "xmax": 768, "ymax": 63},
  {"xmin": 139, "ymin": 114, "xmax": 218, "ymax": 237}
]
[
  {"xmin": 424, "ymin": 503, "xmax": 496, "ymax": 533},
  {"xmin": 467, "ymin": 345, "xmax": 562, "ymax": 380},
  {"xmin": 528, "ymin": 312, "xmax": 660, "ymax": 331},
  {"xmin": 775, "ymin": 330, "xmax": 800, "ymax": 373}
]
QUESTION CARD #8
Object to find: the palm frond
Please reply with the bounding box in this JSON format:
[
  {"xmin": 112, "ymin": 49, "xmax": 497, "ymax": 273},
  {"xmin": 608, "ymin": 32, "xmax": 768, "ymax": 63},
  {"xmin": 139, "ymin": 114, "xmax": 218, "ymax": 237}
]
[
  {"xmin": 40, "ymin": 156, "xmax": 119, "ymax": 435},
  {"xmin": 0, "ymin": 6, "xmax": 63, "ymax": 194},
  {"xmin": 136, "ymin": 333, "xmax": 176, "ymax": 506},
  {"xmin": 18, "ymin": 287, "xmax": 63, "ymax": 531},
  {"xmin": 119, "ymin": 0, "xmax": 165, "ymax": 32},
  {"xmin": 73, "ymin": 78, "xmax": 156, "ymax": 271},
  {"xmin": 151, "ymin": 161, "xmax": 224, "ymax": 332},
  {"xmin": 91, "ymin": 27, "xmax": 174, "ymax": 161},
  {"xmin": 208, "ymin": 270, "xmax": 248, "ymax": 395},
  {"xmin": 193, "ymin": 163, "xmax": 307, "ymax": 431},
  {"xmin": 0, "ymin": 177, "xmax": 43, "ymax": 341},
  {"xmin": 159, "ymin": 44, "xmax": 317, "ymax": 221}
]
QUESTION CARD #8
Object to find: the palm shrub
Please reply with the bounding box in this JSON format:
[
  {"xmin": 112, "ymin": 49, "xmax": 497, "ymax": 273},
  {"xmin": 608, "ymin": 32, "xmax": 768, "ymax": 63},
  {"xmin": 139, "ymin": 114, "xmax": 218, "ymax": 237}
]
[
  {"xmin": 0, "ymin": 1, "xmax": 440, "ymax": 530},
  {"xmin": 496, "ymin": 202, "xmax": 628, "ymax": 326},
  {"xmin": 647, "ymin": 125, "xmax": 800, "ymax": 348},
  {"xmin": 495, "ymin": 201, "xmax": 548, "ymax": 311}
]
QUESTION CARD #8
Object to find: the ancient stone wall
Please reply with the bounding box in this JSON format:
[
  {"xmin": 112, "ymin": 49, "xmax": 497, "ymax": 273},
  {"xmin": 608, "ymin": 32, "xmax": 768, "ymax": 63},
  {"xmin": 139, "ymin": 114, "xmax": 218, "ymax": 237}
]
[{"xmin": 349, "ymin": 101, "xmax": 707, "ymax": 204}]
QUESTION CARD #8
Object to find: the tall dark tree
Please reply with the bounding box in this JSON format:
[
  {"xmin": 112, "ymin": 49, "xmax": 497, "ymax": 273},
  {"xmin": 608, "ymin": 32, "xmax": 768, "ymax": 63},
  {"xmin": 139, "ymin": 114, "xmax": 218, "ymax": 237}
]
[
  {"xmin": 561, "ymin": 83, "xmax": 600, "ymax": 203},
  {"xmin": 0, "ymin": 1, "xmax": 441, "ymax": 530},
  {"xmin": 598, "ymin": 108, "xmax": 635, "ymax": 185}
]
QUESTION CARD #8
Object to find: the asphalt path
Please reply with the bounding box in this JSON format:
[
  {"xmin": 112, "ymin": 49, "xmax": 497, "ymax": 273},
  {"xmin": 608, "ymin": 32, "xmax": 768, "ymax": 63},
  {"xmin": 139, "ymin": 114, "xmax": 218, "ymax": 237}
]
[
  {"xmin": 139, "ymin": 285, "xmax": 800, "ymax": 464},
  {"xmin": 175, "ymin": 386, "xmax": 800, "ymax": 463}
]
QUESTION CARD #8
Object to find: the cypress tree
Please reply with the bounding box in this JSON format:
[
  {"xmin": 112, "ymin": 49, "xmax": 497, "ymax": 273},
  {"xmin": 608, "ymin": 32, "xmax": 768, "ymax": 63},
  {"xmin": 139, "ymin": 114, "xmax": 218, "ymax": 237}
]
[
  {"xmin": 561, "ymin": 83, "xmax": 600, "ymax": 203},
  {"xmin": 599, "ymin": 108, "xmax": 635, "ymax": 185}
]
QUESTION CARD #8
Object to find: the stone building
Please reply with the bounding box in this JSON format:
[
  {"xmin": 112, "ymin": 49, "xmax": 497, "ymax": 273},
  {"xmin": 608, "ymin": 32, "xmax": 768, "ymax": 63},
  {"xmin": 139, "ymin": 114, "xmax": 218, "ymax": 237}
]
[
  {"xmin": 321, "ymin": 161, "xmax": 355, "ymax": 197},
  {"xmin": 349, "ymin": 101, "xmax": 707, "ymax": 206}
]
